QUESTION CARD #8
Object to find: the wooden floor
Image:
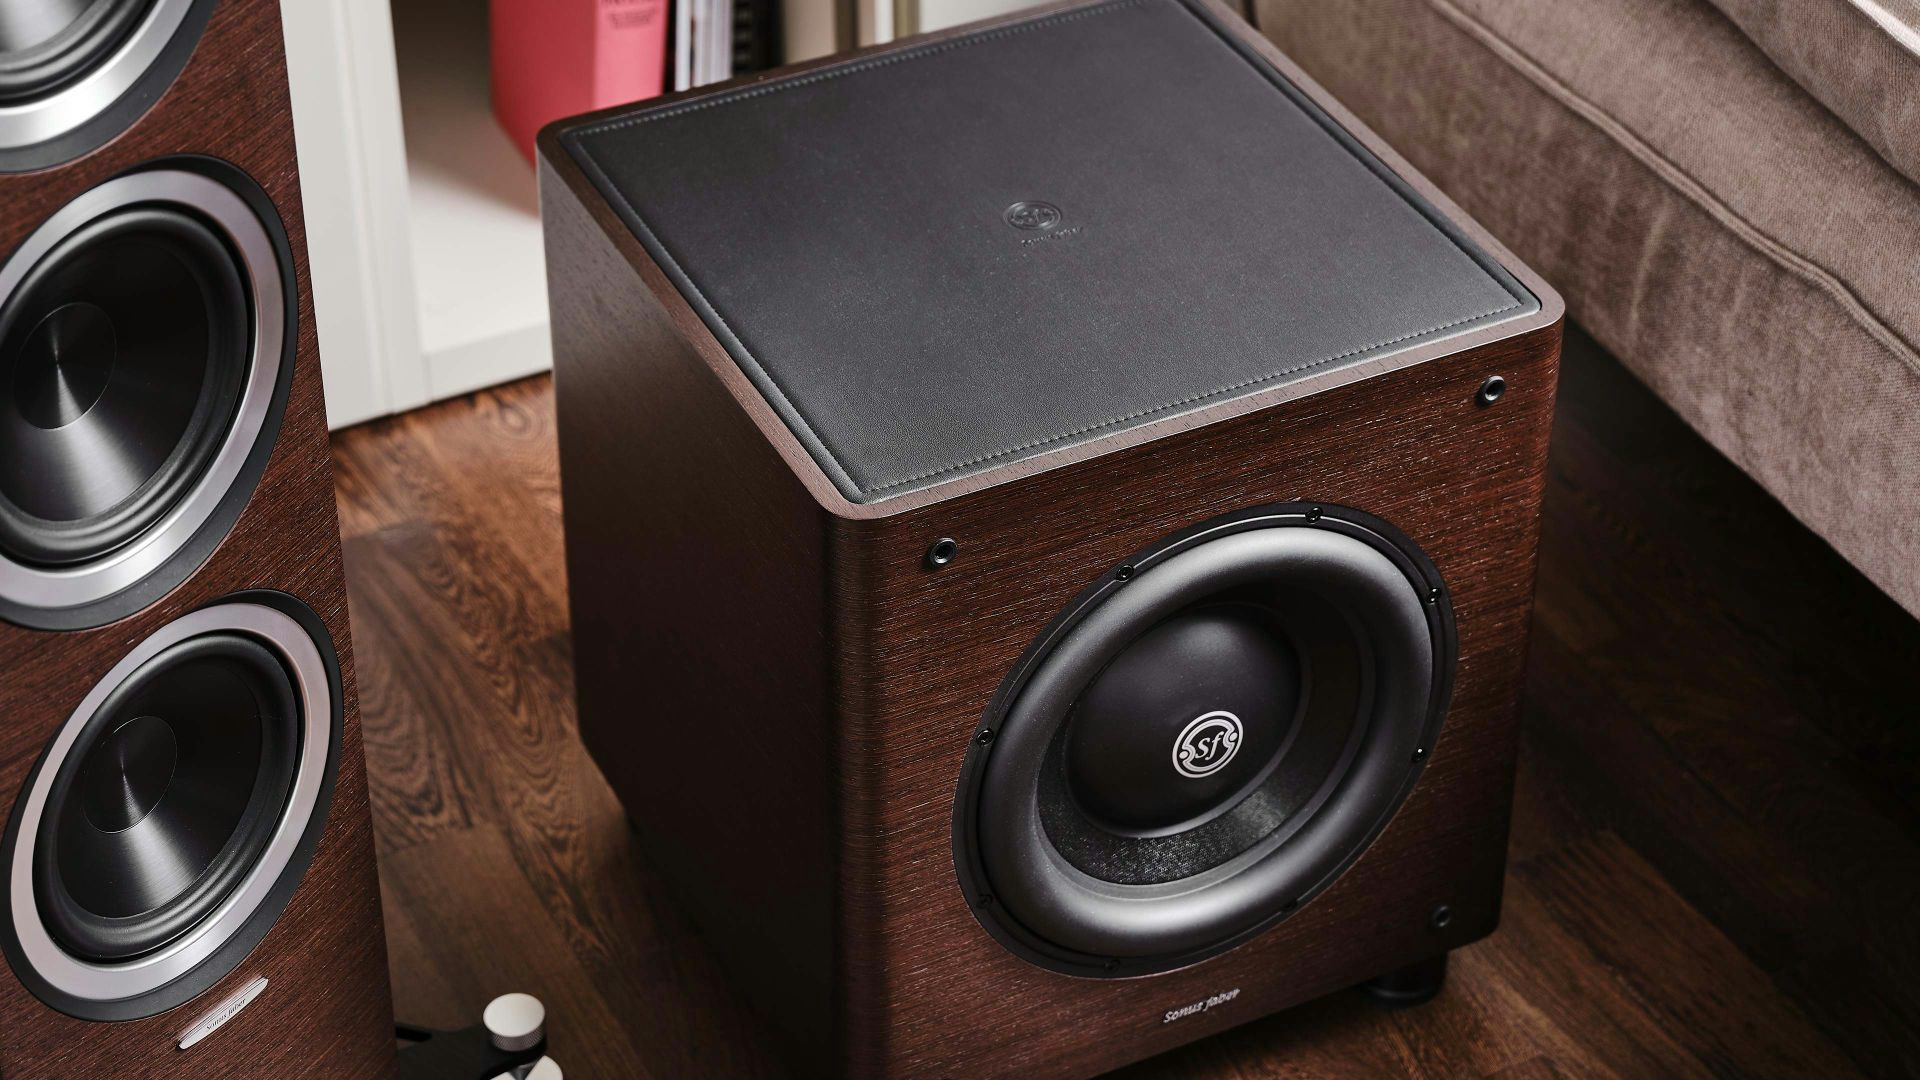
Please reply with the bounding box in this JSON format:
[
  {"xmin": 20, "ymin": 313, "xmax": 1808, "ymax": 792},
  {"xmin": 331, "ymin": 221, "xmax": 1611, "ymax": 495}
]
[{"xmin": 332, "ymin": 327, "xmax": 1920, "ymax": 1078}]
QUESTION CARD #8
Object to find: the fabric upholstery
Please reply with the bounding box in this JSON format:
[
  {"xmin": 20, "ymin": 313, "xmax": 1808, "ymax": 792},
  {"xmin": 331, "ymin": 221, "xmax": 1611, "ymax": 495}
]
[
  {"xmin": 1252, "ymin": 0, "xmax": 1920, "ymax": 616},
  {"xmin": 1702, "ymin": 0, "xmax": 1920, "ymax": 183}
]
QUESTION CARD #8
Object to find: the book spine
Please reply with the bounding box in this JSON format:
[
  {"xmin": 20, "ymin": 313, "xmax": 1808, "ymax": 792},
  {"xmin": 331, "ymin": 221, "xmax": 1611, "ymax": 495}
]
[
  {"xmin": 492, "ymin": 0, "xmax": 669, "ymax": 163},
  {"xmin": 491, "ymin": 0, "xmax": 585, "ymax": 162},
  {"xmin": 710, "ymin": 0, "xmax": 735, "ymax": 83},
  {"xmin": 674, "ymin": 0, "xmax": 693, "ymax": 91},
  {"xmin": 596, "ymin": 0, "xmax": 670, "ymax": 104}
]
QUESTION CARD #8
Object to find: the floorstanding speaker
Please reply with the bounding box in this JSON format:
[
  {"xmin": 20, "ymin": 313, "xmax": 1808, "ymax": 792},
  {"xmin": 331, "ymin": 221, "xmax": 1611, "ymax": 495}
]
[
  {"xmin": 543, "ymin": 0, "xmax": 1563, "ymax": 1073},
  {"xmin": 0, "ymin": 0, "xmax": 395, "ymax": 1074}
]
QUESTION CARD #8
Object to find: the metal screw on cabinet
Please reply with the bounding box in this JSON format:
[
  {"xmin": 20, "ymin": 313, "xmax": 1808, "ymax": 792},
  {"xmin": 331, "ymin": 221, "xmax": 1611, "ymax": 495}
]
[
  {"xmin": 1476, "ymin": 375, "xmax": 1507, "ymax": 406},
  {"xmin": 925, "ymin": 537, "xmax": 959, "ymax": 569},
  {"xmin": 1114, "ymin": 564, "xmax": 1135, "ymax": 581},
  {"xmin": 1428, "ymin": 904, "xmax": 1454, "ymax": 932}
]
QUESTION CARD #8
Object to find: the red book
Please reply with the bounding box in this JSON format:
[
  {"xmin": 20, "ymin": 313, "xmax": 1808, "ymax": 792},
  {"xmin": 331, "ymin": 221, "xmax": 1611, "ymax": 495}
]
[{"xmin": 491, "ymin": 0, "xmax": 670, "ymax": 163}]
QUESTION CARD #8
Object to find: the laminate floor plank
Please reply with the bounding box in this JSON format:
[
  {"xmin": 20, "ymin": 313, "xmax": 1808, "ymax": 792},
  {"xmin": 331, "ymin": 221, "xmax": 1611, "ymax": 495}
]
[
  {"xmin": 1504, "ymin": 833, "xmax": 1854, "ymax": 1078},
  {"xmin": 337, "ymin": 401, "xmax": 785, "ymax": 1075},
  {"xmin": 379, "ymin": 825, "xmax": 657, "ymax": 1078},
  {"xmin": 1528, "ymin": 333, "xmax": 1920, "ymax": 1076}
]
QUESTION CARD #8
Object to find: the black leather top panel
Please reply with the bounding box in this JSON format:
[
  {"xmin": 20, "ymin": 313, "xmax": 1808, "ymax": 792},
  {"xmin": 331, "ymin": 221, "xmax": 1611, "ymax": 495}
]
[{"xmin": 563, "ymin": 0, "xmax": 1537, "ymax": 504}]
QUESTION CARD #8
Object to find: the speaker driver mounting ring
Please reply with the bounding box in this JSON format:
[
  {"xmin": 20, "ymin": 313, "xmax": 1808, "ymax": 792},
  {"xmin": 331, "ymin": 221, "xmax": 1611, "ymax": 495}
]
[
  {"xmin": 0, "ymin": 595, "xmax": 340, "ymax": 1020},
  {"xmin": 0, "ymin": 0, "xmax": 211, "ymax": 171},
  {"xmin": 0, "ymin": 161, "xmax": 293, "ymax": 629}
]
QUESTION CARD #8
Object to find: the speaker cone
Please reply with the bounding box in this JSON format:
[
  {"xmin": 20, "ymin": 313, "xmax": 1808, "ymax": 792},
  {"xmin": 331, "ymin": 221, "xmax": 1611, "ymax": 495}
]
[
  {"xmin": 0, "ymin": 206, "xmax": 249, "ymax": 566},
  {"xmin": 0, "ymin": 0, "xmax": 209, "ymax": 171},
  {"xmin": 0, "ymin": 1, "xmax": 155, "ymax": 105},
  {"xmin": 1, "ymin": 595, "xmax": 338, "ymax": 1020},
  {"xmin": 36, "ymin": 632, "xmax": 298, "ymax": 962},
  {"xmin": 0, "ymin": 163, "xmax": 292, "ymax": 629},
  {"xmin": 954, "ymin": 503, "xmax": 1456, "ymax": 976}
]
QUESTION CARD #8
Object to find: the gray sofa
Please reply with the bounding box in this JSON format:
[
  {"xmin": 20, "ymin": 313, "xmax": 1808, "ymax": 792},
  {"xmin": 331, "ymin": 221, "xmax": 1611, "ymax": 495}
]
[{"xmin": 1255, "ymin": 0, "xmax": 1919, "ymax": 616}]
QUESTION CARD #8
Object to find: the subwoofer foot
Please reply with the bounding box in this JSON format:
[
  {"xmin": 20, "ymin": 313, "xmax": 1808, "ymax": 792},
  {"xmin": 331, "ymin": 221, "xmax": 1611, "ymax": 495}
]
[{"xmin": 1359, "ymin": 952, "xmax": 1448, "ymax": 1009}]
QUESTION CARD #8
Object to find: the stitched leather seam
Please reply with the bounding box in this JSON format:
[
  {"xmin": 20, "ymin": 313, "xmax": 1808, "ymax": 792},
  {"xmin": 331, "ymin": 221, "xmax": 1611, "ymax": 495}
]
[
  {"xmin": 568, "ymin": 151, "xmax": 870, "ymax": 498},
  {"xmin": 861, "ymin": 301, "xmax": 1520, "ymax": 492}
]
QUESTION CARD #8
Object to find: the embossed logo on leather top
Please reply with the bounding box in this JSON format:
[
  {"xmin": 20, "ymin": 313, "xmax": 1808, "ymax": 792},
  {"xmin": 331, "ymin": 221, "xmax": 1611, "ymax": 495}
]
[{"xmin": 1003, "ymin": 200, "xmax": 1063, "ymax": 231}]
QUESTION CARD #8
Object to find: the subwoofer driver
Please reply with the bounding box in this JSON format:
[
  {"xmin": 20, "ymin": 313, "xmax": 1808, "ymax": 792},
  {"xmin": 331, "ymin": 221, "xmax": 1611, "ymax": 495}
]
[
  {"xmin": 0, "ymin": 593, "xmax": 340, "ymax": 1020},
  {"xmin": 953, "ymin": 502, "xmax": 1456, "ymax": 977}
]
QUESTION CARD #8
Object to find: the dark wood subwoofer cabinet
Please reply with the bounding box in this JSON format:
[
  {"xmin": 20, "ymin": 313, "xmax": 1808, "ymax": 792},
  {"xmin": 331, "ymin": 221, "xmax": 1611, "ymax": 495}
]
[
  {"xmin": 0, "ymin": 0, "xmax": 394, "ymax": 1074},
  {"xmin": 541, "ymin": 0, "xmax": 1563, "ymax": 1073}
]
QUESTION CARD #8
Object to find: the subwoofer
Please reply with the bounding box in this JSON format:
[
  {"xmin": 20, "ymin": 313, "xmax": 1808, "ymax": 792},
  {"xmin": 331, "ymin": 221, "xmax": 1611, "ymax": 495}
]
[
  {"xmin": 0, "ymin": 0, "xmax": 394, "ymax": 1074},
  {"xmin": 542, "ymin": 0, "xmax": 1563, "ymax": 1073}
]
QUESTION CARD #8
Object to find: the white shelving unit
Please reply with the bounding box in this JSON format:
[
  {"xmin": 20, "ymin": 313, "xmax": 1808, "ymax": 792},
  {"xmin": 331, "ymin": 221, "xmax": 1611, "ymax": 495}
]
[
  {"xmin": 279, "ymin": 0, "xmax": 1086, "ymax": 428},
  {"xmin": 283, "ymin": 0, "xmax": 552, "ymax": 428}
]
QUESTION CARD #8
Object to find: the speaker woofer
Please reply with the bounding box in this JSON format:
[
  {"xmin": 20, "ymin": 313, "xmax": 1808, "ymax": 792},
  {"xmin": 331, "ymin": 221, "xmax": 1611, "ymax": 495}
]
[
  {"xmin": 954, "ymin": 503, "xmax": 1456, "ymax": 977},
  {"xmin": 0, "ymin": 162, "xmax": 293, "ymax": 630},
  {"xmin": 0, "ymin": 594, "xmax": 339, "ymax": 1020},
  {"xmin": 0, "ymin": 0, "xmax": 210, "ymax": 171},
  {"xmin": 0, "ymin": 1, "xmax": 154, "ymax": 105},
  {"xmin": 35, "ymin": 632, "xmax": 299, "ymax": 962},
  {"xmin": 0, "ymin": 206, "xmax": 249, "ymax": 567}
]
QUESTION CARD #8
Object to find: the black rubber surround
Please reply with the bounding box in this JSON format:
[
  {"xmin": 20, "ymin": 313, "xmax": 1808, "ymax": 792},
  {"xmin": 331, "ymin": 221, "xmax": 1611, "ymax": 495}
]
[
  {"xmin": 0, "ymin": 155, "xmax": 296, "ymax": 631},
  {"xmin": 0, "ymin": 204, "xmax": 250, "ymax": 566},
  {"xmin": 0, "ymin": 0, "xmax": 213, "ymax": 174},
  {"xmin": 952, "ymin": 502, "xmax": 1457, "ymax": 977},
  {"xmin": 0, "ymin": 590, "xmax": 342, "ymax": 1021}
]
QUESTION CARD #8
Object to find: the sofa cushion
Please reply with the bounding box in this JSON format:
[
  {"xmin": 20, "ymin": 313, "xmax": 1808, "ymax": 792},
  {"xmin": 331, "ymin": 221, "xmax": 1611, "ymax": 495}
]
[
  {"xmin": 1253, "ymin": 0, "xmax": 1920, "ymax": 617},
  {"xmin": 1703, "ymin": 0, "xmax": 1920, "ymax": 184}
]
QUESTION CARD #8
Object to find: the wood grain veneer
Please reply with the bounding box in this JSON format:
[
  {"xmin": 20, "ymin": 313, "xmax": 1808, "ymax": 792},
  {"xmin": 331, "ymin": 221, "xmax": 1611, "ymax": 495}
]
[
  {"xmin": 0, "ymin": 1, "xmax": 395, "ymax": 1074},
  {"xmin": 541, "ymin": 0, "xmax": 1563, "ymax": 1074}
]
